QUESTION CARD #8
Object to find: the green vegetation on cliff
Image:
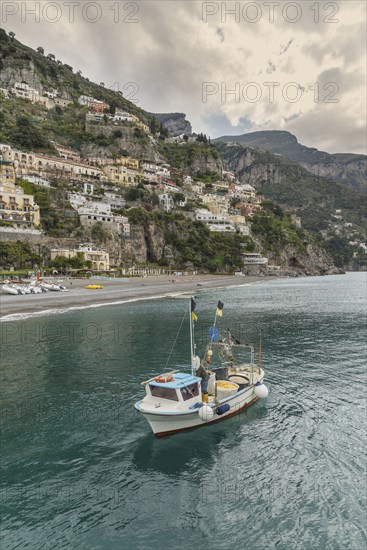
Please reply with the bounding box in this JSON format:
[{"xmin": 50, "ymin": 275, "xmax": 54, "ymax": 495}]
[
  {"xmin": 158, "ymin": 142, "xmax": 221, "ymax": 177},
  {"xmin": 126, "ymin": 209, "xmax": 246, "ymax": 272},
  {"xmin": 0, "ymin": 241, "xmax": 38, "ymax": 269},
  {"xmin": 251, "ymin": 201, "xmax": 307, "ymax": 252}
]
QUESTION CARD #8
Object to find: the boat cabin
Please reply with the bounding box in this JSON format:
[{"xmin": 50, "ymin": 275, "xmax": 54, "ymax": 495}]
[{"xmin": 146, "ymin": 373, "xmax": 202, "ymax": 405}]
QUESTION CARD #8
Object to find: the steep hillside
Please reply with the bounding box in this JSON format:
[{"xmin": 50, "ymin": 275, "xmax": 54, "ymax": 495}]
[
  {"xmin": 214, "ymin": 130, "xmax": 366, "ymax": 193},
  {"xmin": 0, "ymin": 29, "xmax": 148, "ymax": 121},
  {"xmin": 217, "ymin": 142, "xmax": 367, "ymax": 268}
]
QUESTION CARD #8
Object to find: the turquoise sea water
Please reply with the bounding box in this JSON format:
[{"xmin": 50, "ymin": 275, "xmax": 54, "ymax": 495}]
[{"xmin": 1, "ymin": 273, "xmax": 366, "ymax": 549}]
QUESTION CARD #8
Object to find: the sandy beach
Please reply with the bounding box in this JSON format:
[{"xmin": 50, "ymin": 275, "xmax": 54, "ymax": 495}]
[{"xmin": 0, "ymin": 274, "xmax": 270, "ymax": 319}]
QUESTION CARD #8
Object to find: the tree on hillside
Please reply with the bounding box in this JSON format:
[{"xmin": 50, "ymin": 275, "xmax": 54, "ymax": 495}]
[
  {"xmin": 11, "ymin": 116, "xmax": 49, "ymax": 149},
  {"xmin": 9, "ymin": 31, "xmax": 15, "ymax": 40},
  {"xmin": 47, "ymin": 53, "xmax": 55, "ymax": 61},
  {"xmin": 37, "ymin": 46, "xmax": 44, "ymax": 55},
  {"xmin": 149, "ymin": 117, "xmax": 158, "ymax": 134},
  {"xmin": 196, "ymin": 133, "xmax": 208, "ymax": 143},
  {"xmin": 159, "ymin": 122, "xmax": 169, "ymax": 138},
  {"xmin": 173, "ymin": 193, "xmax": 186, "ymax": 203},
  {"xmin": 91, "ymin": 222, "xmax": 109, "ymax": 243}
]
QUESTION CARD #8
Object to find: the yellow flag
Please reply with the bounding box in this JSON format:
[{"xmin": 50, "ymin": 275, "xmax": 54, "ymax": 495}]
[
  {"xmin": 191, "ymin": 311, "xmax": 198, "ymax": 321},
  {"xmin": 216, "ymin": 308, "xmax": 223, "ymax": 317}
]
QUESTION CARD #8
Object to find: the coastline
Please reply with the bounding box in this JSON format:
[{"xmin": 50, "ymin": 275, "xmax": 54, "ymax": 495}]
[{"xmin": 0, "ymin": 274, "xmax": 272, "ymax": 321}]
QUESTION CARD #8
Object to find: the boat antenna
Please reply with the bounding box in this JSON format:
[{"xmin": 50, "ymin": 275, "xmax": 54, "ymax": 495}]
[{"xmin": 164, "ymin": 308, "xmax": 187, "ymax": 372}]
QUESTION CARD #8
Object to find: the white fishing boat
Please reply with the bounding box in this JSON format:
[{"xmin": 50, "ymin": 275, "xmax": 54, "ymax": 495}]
[
  {"xmin": 2, "ymin": 284, "xmax": 19, "ymax": 295},
  {"xmin": 134, "ymin": 298, "xmax": 269, "ymax": 437},
  {"xmin": 41, "ymin": 282, "xmax": 62, "ymax": 291}
]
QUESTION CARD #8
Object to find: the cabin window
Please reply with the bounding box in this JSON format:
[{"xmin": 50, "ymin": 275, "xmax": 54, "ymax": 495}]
[
  {"xmin": 180, "ymin": 383, "xmax": 200, "ymax": 401},
  {"xmin": 149, "ymin": 385, "xmax": 179, "ymax": 401}
]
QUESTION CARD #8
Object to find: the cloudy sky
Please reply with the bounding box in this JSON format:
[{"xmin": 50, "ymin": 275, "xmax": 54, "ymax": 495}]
[{"xmin": 2, "ymin": 0, "xmax": 366, "ymax": 153}]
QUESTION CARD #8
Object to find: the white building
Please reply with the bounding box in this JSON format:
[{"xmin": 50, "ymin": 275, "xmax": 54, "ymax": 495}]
[
  {"xmin": 102, "ymin": 192, "xmax": 126, "ymax": 210},
  {"xmin": 242, "ymin": 253, "xmax": 268, "ymax": 266},
  {"xmin": 156, "ymin": 163, "xmax": 171, "ymax": 178},
  {"xmin": 10, "ymin": 81, "xmax": 40, "ymax": 101},
  {"xmin": 159, "ymin": 193, "xmax": 174, "ymax": 212},
  {"xmin": 142, "ymin": 161, "xmax": 157, "ymax": 172},
  {"xmin": 183, "ymin": 175, "xmax": 192, "ymax": 185},
  {"xmin": 79, "ymin": 95, "xmax": 95, "ymax": 106},
  {"xmin": 83, "ymin": 183, "xmax": 94, "ymax": 195},
  {"xmin": 68, "ymin": 193, "xmax": 88, "ymax": 210},
  {"xmin": 43, "ymin": 88, "xmax": 58, "ymax": 99},
  {"xmin": 78, "ymin": 202, "xmax": 128, "ymax": 235},
  {"xmin": 21, "ymin": 174, "xmax": 51, "ymax": 188},
  {"xmin": 113, "ymin": 111, "xmax": 134, "ymax": 123},
  {"xmin": 142, "ymin": 171, "xmax": 158, "ymax": 184},
  {"xmin": 79, "ymin": 202, "xmax": 112, "ymax": 216},
  {"xmin": 195, "ymin": 208, "xmax": 236, "ymax": 233},
  {"xmin": 115, "ymin": 216, "xmax": 130, "ymax": 236}
]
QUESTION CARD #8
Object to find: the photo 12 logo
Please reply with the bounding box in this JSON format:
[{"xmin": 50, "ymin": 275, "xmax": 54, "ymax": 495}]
[
  {"xmin": 201, "ymin": 2, "xmax": 339, "ymax": 24},
  {"xmin": 107, "ymin": 81, "xmax": 140, "ymax": 104},
  {"xmin": 1, "ymin": 2, "xmax": 140, "ymax": 24},
  {"xmin": 202, "ymin": 81, "xmax": 340, "ymax": 104}
]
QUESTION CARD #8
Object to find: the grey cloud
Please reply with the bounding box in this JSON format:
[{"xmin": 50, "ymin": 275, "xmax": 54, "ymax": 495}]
[{"xmin": 2, "ymin": 0, "xmax": 365, "ymax": 153}]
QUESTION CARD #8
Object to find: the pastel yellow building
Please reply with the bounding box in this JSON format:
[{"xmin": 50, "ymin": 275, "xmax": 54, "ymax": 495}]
[
  {"xmin": 0, "ymin": 180, "xmax": 41, "ymax": 229},
  {"xmin": 102, "ymin": 165, "xmax": 140, "ymax": 186},
  {"xmin": 0, "ymin": 160, "xmax": 16, "ymax": 185},
  {"xmin": 50, "ymin": 244, "xmax": 110, "ymax": 271},
  {"xmin": 115, "ymin": 156, "xmax": 140, "ymax": 170}
]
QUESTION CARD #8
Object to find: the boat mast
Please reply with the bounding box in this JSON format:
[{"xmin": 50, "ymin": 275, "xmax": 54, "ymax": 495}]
[{"xmin": 190, "ymin": 297, "xmax": 195, "ymax": 375}]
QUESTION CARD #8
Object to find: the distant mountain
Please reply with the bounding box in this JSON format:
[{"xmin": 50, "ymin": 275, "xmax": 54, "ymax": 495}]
[
  {"xmin": 217, "ymin": 142, "xmax": 366, "ymax": 255},
  {"xmin": 150, "ymin": 112, "xmax": 192, "ymax": 136},
  {"xmin": 214, "ymin": 130, "xmax": 366, "ymax": 193}
]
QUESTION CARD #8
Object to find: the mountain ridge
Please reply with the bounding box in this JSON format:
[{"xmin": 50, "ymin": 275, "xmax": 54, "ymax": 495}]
[{"xmin": 214, "ymin": 130, "xmax": 366, "ymax": 193}]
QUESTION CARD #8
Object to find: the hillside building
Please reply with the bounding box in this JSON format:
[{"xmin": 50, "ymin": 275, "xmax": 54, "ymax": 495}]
[
  {"xmin": 10, "ymin": 81, "xmax": 40, "ymax": 101},
  {"xmin": 0, "ymin": 179, "xmax": 40, "ymax": 230},
  {"xmin": 50, "ymin": 244, "xmax": 110, "ymax": 271},
  {"xmin": 195, "ymin": 208, "xmax": 236, "ymax": 233},
  {"xmin": 102, "ymin": 165, "xmax": 140, "ymax": 186},
  {"xmin": 2, "ymin": 147, "xmax": 103, "ymax": 180}
]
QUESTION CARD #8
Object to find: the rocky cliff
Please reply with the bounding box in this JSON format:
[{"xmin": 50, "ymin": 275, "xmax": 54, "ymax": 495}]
[
  {"xmin": 266, "ymin": 242, "xmax": 341, "ymax": 276},
  {"xmin": 151, "ymin": 112, "xmax": 192, "ymax": 136}
]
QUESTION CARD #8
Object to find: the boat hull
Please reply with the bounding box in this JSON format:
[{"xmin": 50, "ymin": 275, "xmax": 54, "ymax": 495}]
[{"xmin": 136, "ymin": 385, "xmax": 259, "ymax": 437}]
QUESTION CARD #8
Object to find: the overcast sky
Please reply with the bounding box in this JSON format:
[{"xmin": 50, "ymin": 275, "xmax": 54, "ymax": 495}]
[{"xmin": 2, "ymin": 0, "xmax": 366, "ymax": 154}]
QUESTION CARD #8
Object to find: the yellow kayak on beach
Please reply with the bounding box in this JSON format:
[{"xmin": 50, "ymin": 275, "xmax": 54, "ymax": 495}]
[{"xmin": 85, "ymin": 285, "xmax": 104, "ymax": 290}]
